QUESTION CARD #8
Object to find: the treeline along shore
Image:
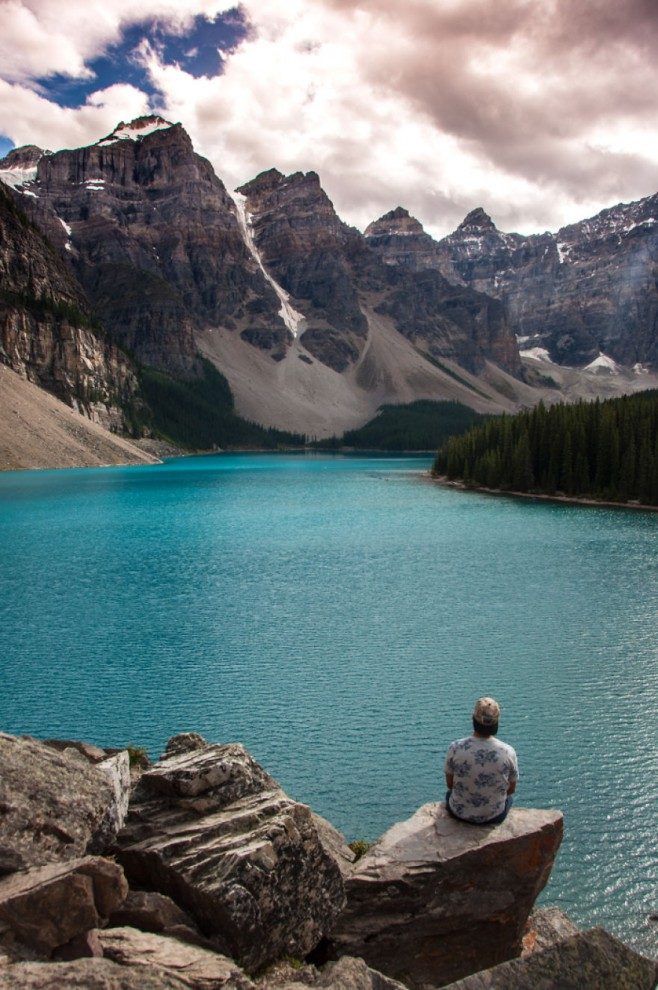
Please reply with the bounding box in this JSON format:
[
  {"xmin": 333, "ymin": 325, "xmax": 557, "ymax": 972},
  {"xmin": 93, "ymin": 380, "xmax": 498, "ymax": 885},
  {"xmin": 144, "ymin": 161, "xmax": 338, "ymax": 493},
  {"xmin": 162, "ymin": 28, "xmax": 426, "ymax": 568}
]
[{"xmin": 432, "ymin": 390, "xmax": 658, "ymax": 507}]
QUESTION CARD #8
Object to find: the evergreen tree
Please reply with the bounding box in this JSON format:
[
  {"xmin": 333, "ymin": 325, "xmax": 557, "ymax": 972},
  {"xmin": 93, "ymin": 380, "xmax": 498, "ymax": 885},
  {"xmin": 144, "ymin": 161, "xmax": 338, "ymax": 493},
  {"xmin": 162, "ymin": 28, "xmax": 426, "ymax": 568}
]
[
  {"xmin": 512, "ymin": 431, "xmax": 534, "ymax": 492},
  {"xmin": 432, "ymin": 391, "xmax": 658, "ymax": 507}
]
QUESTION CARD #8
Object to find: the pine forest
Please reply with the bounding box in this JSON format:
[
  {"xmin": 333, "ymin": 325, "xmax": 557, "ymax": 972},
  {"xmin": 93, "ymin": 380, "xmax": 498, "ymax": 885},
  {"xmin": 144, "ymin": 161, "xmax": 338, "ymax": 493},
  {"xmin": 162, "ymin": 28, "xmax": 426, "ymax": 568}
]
[{"xmin": 432, "ymin": 391, "xmax": 658, "ymax": 506}]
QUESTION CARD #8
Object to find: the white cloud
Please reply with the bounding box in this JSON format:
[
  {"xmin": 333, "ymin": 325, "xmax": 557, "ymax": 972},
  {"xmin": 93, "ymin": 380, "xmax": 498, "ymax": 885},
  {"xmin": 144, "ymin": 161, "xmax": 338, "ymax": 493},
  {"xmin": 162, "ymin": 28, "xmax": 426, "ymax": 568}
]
[
  {"xmin": 1, "ymin": 0, "xmax": 658, "ymax": 237},
  {"xmin": 0, "ymin": 78, "xmax": 150, "ymax": 150},
  {"xmin": 0, "ymin": 0, "xmax": 235, "ymax": 83}
]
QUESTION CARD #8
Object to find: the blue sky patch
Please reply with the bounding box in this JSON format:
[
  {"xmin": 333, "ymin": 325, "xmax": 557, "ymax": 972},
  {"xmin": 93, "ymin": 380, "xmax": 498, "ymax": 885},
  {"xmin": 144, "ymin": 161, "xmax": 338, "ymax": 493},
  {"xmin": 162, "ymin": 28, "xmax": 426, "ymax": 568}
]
[
  {"xmin": 34, "ymin": 8, "xmax": 248, "ymax": 110},
  {"xmin": 0, "ymin": 135, "xmax": 15, "ymax": 158}
]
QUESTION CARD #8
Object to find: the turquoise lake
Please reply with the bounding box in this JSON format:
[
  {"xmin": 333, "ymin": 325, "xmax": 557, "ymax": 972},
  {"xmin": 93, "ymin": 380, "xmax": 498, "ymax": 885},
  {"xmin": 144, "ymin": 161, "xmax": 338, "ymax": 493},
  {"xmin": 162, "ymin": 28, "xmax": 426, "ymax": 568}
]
[{"xmin": 0, "ymin": 452, "xmax": 656, "ymax": 956}]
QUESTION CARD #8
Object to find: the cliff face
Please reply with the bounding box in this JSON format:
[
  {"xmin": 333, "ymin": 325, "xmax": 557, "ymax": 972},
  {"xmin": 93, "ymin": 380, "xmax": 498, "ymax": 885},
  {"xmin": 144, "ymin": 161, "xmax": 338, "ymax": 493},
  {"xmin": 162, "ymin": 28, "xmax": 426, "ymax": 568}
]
[
  {"xmin": 364, "ymin": 206, "xmax": 456, "ymax": 277},
  {"xmin": 433, "ymin": 200, "xmax": 658, "ymax": 367},
  {"xmin": 240, "ymin": 173, "xmax": 520, "ymax": 377},
  {"xmin": 0, "ymin": 183, "xmax": 137, "ymax": 429},
  {"xmin": 8, "ymin": 115, "xmax": 656, "ymax": 443},
  {"xmin": 237, "ymin": 169, "xmax": 369, "ymax": 372},
  {"xmin": 364, "ymin": 207, "xmax": 520, "ymax": 375},
  {"xmin": 4, "ymin": 118, "xmax": 290, "ymax": 373}
]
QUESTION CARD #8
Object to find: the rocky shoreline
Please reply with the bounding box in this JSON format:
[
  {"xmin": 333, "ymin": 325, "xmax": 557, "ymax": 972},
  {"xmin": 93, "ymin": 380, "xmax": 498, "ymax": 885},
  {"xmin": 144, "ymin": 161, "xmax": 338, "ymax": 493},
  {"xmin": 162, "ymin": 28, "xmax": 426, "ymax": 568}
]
[
  {"xmin": 431, "ymin": 474, "xmax": 658, "ymax": 514},
  {"xmin": 0, "ymin": 731, "xmax": 655, "ymax": 989}
]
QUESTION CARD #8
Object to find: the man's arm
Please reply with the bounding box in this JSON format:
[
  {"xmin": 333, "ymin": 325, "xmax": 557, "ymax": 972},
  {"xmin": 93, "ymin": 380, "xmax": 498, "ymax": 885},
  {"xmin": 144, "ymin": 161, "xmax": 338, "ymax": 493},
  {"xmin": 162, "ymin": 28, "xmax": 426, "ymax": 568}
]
[
  {"xmin": 444, "ymin": 744, "xmax": 455, "ymax": 790},
  {"xmin": 507, "ymin": 750, "xmax": 519, "ymax": 794}
]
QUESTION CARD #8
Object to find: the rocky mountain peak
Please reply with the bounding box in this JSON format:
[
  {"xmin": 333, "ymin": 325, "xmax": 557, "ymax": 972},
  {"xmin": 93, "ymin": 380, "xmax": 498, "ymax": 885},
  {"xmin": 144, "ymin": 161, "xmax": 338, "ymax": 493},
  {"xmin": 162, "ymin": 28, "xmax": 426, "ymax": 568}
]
[
  {"xmin": 96, "ymin": 115, "xmax": 175, "ymax": 146},
  {"xmin": 364, "ymin": 206, "xmax": 425, "ymax": 238},
  {"xmin": 238, "ymin": 168, "xmax": 340, "ymax": 230},
  {"xmin": 0, "ymin": 145, "xmax": 46, "ymax": 192},
  {"xmin": 0, "ymin": 145, "xmax": 45, "ymax": 169},
  {"xmin": 238, "ymin": 169, "xmax": 323, "ymax": 202},
  {"xmin": 457, "ymin": 207, "xmax": 497, "ymax": 232},
  {"xmin": 237, "ymin": 166, "xmax": 370, "ymax": 371},
  {"xmin": 236, "ymin": 167, "xmax": 284, "ymax": 196}
]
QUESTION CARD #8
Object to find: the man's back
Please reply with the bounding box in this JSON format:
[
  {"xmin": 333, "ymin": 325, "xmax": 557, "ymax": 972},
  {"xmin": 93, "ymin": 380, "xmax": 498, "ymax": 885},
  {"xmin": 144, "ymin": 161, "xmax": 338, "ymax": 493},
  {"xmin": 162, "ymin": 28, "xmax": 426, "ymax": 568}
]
[{"xmin": 445, "ymin": 734, "xmax": 518, "ymax": 824}]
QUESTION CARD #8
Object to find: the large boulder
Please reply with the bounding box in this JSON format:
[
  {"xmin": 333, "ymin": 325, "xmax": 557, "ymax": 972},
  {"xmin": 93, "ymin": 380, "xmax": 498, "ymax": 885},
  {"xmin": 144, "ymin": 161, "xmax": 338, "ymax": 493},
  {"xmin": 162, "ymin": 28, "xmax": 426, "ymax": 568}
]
[
  {"xmin": 98, "ymin": 927, "xmax": 254, "ymax": 989},
  {"xmin": 0, "ymin": 734, "xmax": 130, "ymax": 871},
  {"xmin": 116, "ymin": 737, "xmax": 345, "ymax": 972},
  {"xmin": 328, "ymin": 802, "xmax": 563, "ymax": 988},
  {"xmin": 0, "ymin": 856, "xmax": 128, "ymax": 954},
  {"xmin": 439, "ymin": 928, "xmax": 658, "ymax": 989}
]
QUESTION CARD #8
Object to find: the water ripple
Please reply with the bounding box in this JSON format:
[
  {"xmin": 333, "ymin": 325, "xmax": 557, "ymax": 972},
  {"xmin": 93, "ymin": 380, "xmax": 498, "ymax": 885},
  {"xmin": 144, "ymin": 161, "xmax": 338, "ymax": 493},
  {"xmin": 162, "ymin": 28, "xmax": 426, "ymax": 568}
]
[{"xmin": 0, "ymin": 454, "xmax": 656, "ymax": 957}]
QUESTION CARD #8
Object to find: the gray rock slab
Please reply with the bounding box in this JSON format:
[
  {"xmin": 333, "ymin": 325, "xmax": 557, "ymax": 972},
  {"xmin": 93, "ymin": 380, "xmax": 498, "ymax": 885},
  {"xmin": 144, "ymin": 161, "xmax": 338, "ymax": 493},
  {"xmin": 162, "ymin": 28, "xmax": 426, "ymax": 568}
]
[
  {"xmin": 0, "ymin": 733, "xmax": 129, "ymax": 869},
  {"xmin": 117, "ymin": 741, "xmax": 345, "ymax": 972},
  {"xmin": 90, "ymin": 752, "xmax": 131, "ymax": 854},
  {"xmin": 0, "ymin": 857, "xmax": 128, "ymax": 953},
  {"xmin": 0, "ymin": 957, "xmax": 191, "ymax": 988},
  {"xmin": 99, "ymin": 927, "xmax": 254, "ymax": 989},
  {"xmin": 440, "ymin": 927, "xmax": 658, "ymax": 989},
  {"xmin": 329, "ymin": 802, "xmax": 563, "ymax": 988},
  {"xmin": 162, "ymin": 734, "xmax": 209, "ymax": 760},
  {"xmin": 138, "ymin": 742, "xmax": 276, "ymax": 803}
]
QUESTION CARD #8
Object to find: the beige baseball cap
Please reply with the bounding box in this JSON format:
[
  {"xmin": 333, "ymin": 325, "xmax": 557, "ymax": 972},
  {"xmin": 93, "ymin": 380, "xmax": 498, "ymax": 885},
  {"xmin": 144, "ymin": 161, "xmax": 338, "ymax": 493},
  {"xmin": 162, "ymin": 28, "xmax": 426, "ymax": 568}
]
[{"xmin": 473, "ymin": 697, "xmax": 500, "ymax": 726}]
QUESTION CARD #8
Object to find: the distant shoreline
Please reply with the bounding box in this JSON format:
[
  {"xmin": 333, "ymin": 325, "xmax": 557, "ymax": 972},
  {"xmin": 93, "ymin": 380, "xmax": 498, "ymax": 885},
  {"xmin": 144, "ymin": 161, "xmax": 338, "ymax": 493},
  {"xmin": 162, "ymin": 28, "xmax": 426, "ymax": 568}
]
[
  {"xmin": 430, "ymin": 474, "xmax": 658, "ymax": 514},
  {"xmin": 0, "ymin": 446, "xmax": 437, "ymax": 475}
]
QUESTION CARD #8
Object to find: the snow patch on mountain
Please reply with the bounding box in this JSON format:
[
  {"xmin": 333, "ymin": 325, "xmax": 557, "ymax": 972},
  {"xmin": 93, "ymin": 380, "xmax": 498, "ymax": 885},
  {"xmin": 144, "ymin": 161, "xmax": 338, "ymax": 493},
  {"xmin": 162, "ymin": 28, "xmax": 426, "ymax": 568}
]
[
  {"xmin": 0, "ymin": 166, "xmax": 37, "ymax": 190},
  {"xmin": 584, "ymin": 353, "xmax": 620, "ymax": 373},
  {"xmin": 520, "ymin": 347, "xmax": 553, "ymax": 362},
  {"xmin": 57, "ymin": 216, "xmax": 72, "ymax": 251},
  {"xmin": 232, "ymin": 190, "xmax": 306, "ymax": 339},
  {"xmin": 556, "ymin": 241, "xmax": 570, "ymax": 264},
  {"xmin": 97, "ymin": 116, "xmax": 173, "ymax": 146}
]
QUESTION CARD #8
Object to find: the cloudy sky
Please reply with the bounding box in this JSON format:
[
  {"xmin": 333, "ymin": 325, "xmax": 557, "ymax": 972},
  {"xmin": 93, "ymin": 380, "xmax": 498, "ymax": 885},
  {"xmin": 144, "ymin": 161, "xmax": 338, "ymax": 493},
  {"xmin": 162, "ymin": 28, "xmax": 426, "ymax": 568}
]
[{"xmin": 1, "ymin": 0, "xmax": 657, "ymax": 237}]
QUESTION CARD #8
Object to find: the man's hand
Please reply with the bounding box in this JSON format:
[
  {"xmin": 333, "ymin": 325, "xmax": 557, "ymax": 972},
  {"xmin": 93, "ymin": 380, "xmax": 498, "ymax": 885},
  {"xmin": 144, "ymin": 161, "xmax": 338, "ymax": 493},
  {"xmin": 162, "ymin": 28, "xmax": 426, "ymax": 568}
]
[
  {"xmin": 446, "ymin": 773, "xmax": 454, "ymax": 789},
  {"xmin": 507, "ymin": 780, "xmax": 517, "ymax": 795}
]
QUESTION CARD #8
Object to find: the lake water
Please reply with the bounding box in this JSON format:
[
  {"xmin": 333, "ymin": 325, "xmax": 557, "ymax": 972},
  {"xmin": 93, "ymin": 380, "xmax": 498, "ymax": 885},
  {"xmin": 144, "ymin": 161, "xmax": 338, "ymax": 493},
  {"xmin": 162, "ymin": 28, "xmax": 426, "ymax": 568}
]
[{"xmin": 0, "ymin": 453, "xmax": 656, "ymax": 957}]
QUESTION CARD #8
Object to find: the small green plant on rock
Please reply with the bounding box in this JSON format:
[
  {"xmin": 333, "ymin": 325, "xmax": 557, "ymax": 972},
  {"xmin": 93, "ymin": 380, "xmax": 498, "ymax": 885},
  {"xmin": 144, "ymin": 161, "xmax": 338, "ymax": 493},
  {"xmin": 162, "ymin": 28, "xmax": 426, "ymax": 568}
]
[
  {"xmin": 126, "ymin": 744, "xmax": 149, "ymax": 768},
  {"xmin": 349, "ymin": 839, "xmax": 372, "ymax": 861}
]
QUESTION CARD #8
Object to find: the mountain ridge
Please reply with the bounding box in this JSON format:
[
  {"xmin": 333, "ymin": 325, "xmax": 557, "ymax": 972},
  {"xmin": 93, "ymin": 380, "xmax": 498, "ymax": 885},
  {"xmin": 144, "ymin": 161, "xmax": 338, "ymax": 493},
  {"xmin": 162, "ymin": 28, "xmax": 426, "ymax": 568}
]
[{"xmin": 1, "ymin": 114, "xmax": 658, "ymax": 447}]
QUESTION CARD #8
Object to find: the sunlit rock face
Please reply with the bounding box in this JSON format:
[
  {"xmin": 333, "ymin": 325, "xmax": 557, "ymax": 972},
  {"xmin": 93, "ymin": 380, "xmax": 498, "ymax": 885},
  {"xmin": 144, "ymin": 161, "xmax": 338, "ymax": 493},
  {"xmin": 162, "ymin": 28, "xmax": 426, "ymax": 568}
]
[
  {"xmin": 327, "ymin": 802, "xmax": 564, "ymax": 989},
  {"xmin": 116, "ymin": 736, "xmax": 347, "ymax": 973},
  {"xmin": 1, "ymin": 117, "xmax": 291, "ymax": 373},
  {"xmin": 0, "ymin": 183, "xmax": 138, "ymax": 429}
]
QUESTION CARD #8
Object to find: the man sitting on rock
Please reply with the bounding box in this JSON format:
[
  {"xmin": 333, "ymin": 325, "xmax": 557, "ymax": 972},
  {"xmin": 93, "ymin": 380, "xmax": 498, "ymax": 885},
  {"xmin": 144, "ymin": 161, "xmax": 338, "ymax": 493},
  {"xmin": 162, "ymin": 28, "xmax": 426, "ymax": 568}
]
[{"xmin": 444, "ymin": 697, "xmax": 518, "ymax": 825}]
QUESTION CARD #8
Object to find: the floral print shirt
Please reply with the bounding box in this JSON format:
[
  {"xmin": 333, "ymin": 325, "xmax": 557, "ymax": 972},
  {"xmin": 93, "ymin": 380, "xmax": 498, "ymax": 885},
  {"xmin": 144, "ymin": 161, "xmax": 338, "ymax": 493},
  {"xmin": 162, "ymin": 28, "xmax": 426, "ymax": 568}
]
[{"xmin": 445, "ymin": 735, "xmax": 519, "ymax": 823}]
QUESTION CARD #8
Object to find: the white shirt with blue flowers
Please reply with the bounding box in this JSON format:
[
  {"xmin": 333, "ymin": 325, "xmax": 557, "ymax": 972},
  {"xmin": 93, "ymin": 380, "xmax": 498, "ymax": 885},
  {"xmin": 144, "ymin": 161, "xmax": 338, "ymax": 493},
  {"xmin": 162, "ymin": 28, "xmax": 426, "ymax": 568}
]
[{"xmin": 445, "ymin": 735, "xmax": 519, "ymax": 823}]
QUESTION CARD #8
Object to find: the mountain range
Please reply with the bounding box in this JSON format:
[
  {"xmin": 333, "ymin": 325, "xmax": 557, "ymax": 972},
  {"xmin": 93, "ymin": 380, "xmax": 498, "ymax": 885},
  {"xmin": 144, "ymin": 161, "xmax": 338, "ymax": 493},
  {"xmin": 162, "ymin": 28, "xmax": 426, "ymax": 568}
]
[{"xmin": 1, "ymin": 114, "xmax": 657, "ymax": 457}]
